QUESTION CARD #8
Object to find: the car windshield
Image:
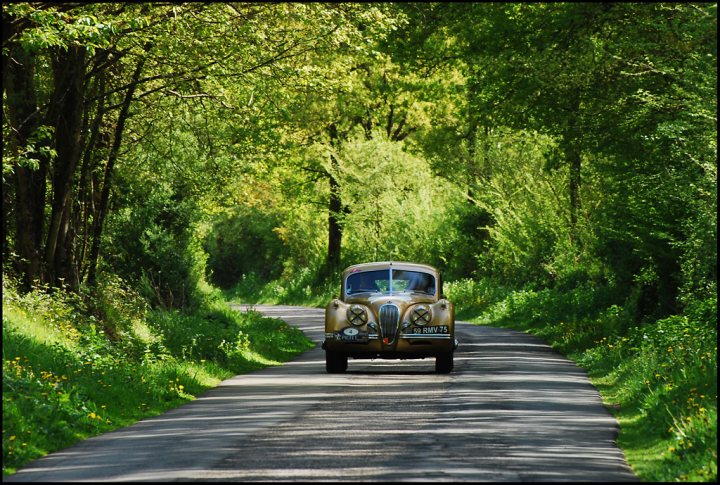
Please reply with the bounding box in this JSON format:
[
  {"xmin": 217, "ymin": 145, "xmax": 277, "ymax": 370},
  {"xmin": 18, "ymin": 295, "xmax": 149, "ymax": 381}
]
[{"xmin": 345, "ymin": 269, "xmax": 436, "ymax": 296}]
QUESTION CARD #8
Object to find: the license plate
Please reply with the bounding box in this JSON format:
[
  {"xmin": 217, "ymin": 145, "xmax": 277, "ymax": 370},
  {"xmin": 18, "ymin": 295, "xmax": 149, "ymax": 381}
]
[
  {"xmin": 412, "ymin": 325, "xmax": 449, "ymax": 334},
  {"xmin": 335, "ymin": 328, "xmax": 368, "ymax": 342}
]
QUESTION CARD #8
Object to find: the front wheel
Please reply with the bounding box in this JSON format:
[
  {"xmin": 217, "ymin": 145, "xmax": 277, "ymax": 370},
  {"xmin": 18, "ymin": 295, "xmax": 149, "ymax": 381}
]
[
  {"xmin": 326, "ymin": 350, "xmax": 348, "ymax": 373},
  {"xmin": 435, "ymin": 352, "xmax": 453, "ymax": 374}
]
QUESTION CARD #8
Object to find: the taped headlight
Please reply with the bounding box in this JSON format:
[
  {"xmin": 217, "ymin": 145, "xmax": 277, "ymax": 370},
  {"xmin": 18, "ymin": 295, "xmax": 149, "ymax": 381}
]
[
  {"xmin": 410, "ymin": 305, "xmax": 432, "ymax": 326},
  {"xmin": 347, "ymin": 305, "xmax": 368, "ymax": 326}
]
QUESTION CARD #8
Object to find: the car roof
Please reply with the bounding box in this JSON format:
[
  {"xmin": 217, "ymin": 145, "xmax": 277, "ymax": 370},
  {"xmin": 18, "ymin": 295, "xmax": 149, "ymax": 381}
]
[{"xmin": 342, "ymin": 261, "xmax": 439, "ymax": 278}]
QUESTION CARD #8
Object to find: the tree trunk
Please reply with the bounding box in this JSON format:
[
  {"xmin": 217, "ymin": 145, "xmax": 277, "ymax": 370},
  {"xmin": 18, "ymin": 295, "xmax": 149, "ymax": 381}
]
[
  {"xmin": 564, "ymin": 98, "xmax": 582, "ymax": 243},
  {"xmin": 44, "ymin": 45, "xmax": 87, "ymax": 288},
  {"xmin": 464, "ymin": 79, "xmax": 481, "ymax": 201},
  {"xmin": 567, "ymin": 146, "xmax": 581, "ymax": 229},
  {"xmin": 4, "ymin": 43, "xmax": 47, "ymax": 289},
  {"xmin": 87, "ymin": 54, "xmax": 148, "ymax": 285},
  {"xmin": 2, "ymin": 175, "xmax": 13, "ymax": 262},
  {"xmin": 76, "ymin": 72, "xmax": 108, "ymax": 283},
  {"xmin": 326, "ymin": 123, "xmax": 343, "ymax": 272},
  {"xmin": 466, "ymin": 123, "xmax": 478, "ymax": 200}
]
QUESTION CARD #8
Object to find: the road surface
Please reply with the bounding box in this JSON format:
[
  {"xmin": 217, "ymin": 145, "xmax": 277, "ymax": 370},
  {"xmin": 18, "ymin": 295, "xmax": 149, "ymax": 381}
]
[{"xmin": 6, "ymin": 304, "xmax": 637, "ymax": 482}]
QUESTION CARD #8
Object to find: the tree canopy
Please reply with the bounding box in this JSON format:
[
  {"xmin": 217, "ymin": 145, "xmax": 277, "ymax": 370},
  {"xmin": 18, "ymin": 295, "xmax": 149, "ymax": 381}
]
[{"xmin": 3, "ymin": 2, "xmax": 716, "ymax": 317}]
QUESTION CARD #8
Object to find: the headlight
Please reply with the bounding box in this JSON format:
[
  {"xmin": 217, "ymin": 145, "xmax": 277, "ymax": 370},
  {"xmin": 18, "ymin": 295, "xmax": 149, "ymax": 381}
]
[
  {"xmin": 410, "ymin": 304, "xmax": 431, "ymax": 325},
  {"xmin": 347, "ymin": 305, "xmax": 368, "ymax": 326}
]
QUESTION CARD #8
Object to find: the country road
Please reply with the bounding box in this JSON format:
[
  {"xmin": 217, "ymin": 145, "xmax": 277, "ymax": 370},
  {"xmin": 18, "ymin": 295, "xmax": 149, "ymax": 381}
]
[{"xmin": 6, "ymin": 304, "xmax": 638, "ymax": 482}]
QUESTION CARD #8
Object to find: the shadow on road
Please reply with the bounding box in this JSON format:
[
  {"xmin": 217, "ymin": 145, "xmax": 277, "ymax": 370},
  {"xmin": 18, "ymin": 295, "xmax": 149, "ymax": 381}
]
[{"xmin": 6, "ymin": 305, "xmax": 637, "ymax": 482}]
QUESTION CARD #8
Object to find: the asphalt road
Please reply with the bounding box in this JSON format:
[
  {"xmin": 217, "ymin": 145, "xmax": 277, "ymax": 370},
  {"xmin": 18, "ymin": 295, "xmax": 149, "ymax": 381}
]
[{"xmin": 6, "ymin": 304, "xmax": 638, "ymax": 482}]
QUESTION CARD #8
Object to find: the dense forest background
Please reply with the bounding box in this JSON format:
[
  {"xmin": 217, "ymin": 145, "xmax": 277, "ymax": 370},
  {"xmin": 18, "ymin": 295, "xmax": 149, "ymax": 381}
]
[
  {"xmin": 3, "ymin": 2, "xmax": 716, "ymax": 311},
  {"xmin": 2, "ymin": 2, "xmax": 717, "ymax": 481}
]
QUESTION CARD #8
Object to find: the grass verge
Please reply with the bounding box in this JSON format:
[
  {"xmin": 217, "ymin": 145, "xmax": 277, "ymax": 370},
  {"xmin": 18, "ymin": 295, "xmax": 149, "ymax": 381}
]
[
  {"xmin": 445, "ymin": 278, "xmax": 717, "ymax": 482},
  {"xmin": 1, "ymin": 274, "xmax": 314, "ymax": 476}
]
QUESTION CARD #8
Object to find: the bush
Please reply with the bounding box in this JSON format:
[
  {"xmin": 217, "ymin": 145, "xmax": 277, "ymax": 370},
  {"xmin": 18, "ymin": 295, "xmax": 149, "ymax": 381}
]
[
  {"xmin": 104, "ymin": 180, "xmax": 205, "ymax": 310},
  {"xmin": 463, "ymin": 274, "xmax": 717, "ymax": 482},
  {"xmin": 1, "ymin": 271, "xmax": 314, "ymax": 475}
]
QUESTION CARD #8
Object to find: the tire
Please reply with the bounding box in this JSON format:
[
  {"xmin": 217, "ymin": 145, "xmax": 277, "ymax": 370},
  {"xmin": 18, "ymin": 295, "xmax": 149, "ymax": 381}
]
[
  {"xmin": 435, "ymin": 352, "xmax": 453, "ymax": 374},
  {"xmin": 326, "ymin": 350, "xmax": 348, "ymax": 373}
]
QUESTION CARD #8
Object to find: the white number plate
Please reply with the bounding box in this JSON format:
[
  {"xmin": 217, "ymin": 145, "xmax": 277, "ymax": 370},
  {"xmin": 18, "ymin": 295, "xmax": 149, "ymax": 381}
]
[{"xmin": 412, "ymin": 325, "xmax": 449, "ymax": 334}]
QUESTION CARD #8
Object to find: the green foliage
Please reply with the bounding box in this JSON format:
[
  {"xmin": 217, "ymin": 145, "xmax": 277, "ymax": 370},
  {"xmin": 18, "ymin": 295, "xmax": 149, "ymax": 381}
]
[
  {"xmin": 1, "ymin": 272, "xmax": 313, "ymax": 475},
  {"xmin": 204, "ymin": 206, "xmax": 289, "ymax": 288},
  {"xmin": 103, "ymin": 164, "xmax": 205, "ymax": 310},
  {"xmin": 465, "ymin": 128, "xmax": 572, "ymax": 284},
  {"xmin": 1, "ymin": 125, "xmax": 56, "ymax": 178},
  {"xmin": 3, "ymin": 3, "xmax": 117, "ymax": 54},
  {"xmin": 227, "ymin": 265, "xmax": 339, "ymax": 308},
  {"xmin": 146, "ymin": 301, "xmax": 312, "ymax": 374},
  {"xmin": 444, "ymin": 278, "xmax": 510, "ymax": 320},
  {"xmin": 580, "ymin": 296, "xmax": 717, "ymax": 482},
  {"xmin": 455, "ymin": 276, "xmax": 717, "ymax": 482},
  {"xmin": 335, "ymin": 132, "xmax": 466, "ymax": 267},
  {"xmin": 397, "ymin": 1, "xmax": 717, "ymax": 319}
]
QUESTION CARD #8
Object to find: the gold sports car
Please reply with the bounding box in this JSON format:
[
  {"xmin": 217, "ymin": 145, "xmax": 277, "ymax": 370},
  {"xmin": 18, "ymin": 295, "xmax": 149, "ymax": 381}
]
[{"xmin": 322, "ymin": 261, "xmax": 458, "ymax": 373}]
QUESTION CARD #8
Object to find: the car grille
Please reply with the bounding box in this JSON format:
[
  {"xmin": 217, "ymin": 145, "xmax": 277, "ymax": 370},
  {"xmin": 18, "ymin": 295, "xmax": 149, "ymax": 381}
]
[{"xmin": 379, "ymin": 304, "xmax": 400, "ymax": 342}]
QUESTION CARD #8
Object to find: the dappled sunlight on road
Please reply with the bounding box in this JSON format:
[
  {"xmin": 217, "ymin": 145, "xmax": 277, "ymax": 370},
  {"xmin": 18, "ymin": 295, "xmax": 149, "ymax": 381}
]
[{"xmin": 7, "ymin": 305, "xmax": 636, "ymax": 482}]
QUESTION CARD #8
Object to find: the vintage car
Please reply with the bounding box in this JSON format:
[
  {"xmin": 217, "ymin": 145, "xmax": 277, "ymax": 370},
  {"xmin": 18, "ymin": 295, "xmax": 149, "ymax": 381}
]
[{"xmin": 322, "ymin": 261, "xmax": 457, "ymax": 373}]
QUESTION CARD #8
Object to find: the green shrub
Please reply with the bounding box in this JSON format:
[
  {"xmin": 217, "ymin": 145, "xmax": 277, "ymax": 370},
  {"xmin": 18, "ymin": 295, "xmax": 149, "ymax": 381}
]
[
  {"xmin": 463, "ymin": 275, "xmax": 717, "ymax": 482},
  {"xmin": 104, "ymin": 181, "xmax": 205, "ymax": 310},
  {"xmin": 226, "ymin": 262, "xmax": 339, "ymax": 308},
  {"xmin": 1, "ymin": 272, "xmax": 313, "ymax": 475}
]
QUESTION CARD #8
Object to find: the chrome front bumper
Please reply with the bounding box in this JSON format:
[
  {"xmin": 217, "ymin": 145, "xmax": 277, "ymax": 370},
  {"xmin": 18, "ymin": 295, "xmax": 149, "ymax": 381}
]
[{"xmin": 324, "ymin": 333, "xmax": 459, "ymax": 349}]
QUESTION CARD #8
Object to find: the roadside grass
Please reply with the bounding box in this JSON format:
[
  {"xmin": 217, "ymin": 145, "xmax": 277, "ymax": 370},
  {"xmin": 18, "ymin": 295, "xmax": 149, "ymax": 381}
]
[
  {"xmin": 445, "ymin": 278, "xmax": 717, "ymax": 482},
  {"xmin": 1, "ymin": 274, "xmax": 314, "ymax": 476}
]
